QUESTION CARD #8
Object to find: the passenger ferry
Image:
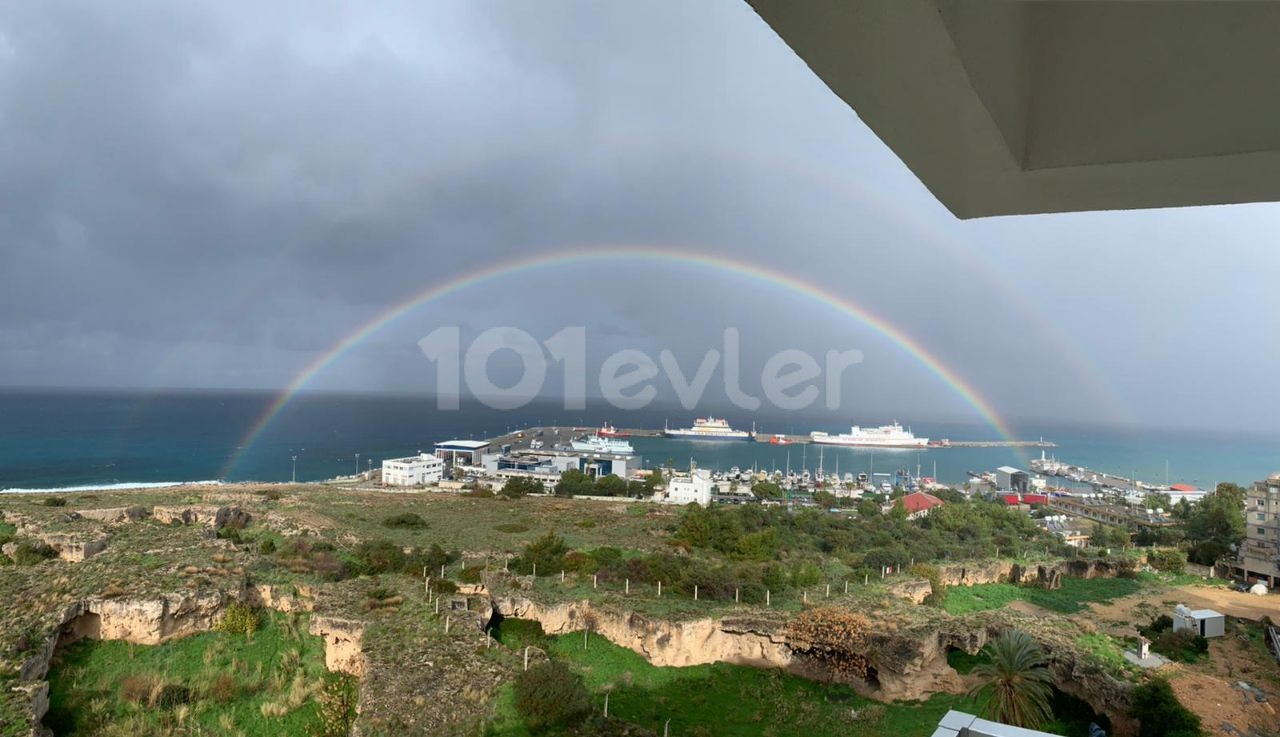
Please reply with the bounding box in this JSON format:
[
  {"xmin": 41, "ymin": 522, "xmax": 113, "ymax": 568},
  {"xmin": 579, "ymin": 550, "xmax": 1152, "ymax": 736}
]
[
  {"xmin": 570, "ymin": 434, "xmax": 635, "ymax": 455},
  {"xmin": 663, "ymin": 417, "xmax": 752, "ymax": 441},
  {"xmin": 810, "ymin": 421, "xmax": 928, "ymax": 448}
]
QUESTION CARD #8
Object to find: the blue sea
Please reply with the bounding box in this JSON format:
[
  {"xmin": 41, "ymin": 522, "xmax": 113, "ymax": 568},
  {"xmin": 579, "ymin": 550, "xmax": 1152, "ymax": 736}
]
[{"xmin": 1, "ymin": 389, "xmax": 1277, "ymax": 491}]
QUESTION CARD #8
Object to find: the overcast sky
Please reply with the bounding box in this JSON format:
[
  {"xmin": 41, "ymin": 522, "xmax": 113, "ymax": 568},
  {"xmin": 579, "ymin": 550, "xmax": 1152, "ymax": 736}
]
[{"xmin": 2, "ymin": 0, "xmax": 1278, "ymax": 434}]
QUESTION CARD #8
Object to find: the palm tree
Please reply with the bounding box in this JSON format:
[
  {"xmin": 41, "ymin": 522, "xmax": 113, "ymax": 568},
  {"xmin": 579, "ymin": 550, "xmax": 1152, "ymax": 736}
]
[{"xmin": 967, "ymin": 629, "xmax": 1055, "ymax": 729}]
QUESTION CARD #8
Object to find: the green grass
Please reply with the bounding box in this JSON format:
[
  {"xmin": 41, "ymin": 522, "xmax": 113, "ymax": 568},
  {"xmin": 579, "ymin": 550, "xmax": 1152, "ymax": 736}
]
[
  {"xmin": 945, "ymin": 648, "xmax": 990, "ymax": 675},
  {"xmin": 942, "ymin": 577, "xmax": 1145, "ymax": 615},
  {"xmin": 1075, "ymin": 633, "xmax": 1138, "ymax": 678},
  {"xmin": 45, "ymin": 611, "xmax": 355, "ymax": 737},
  {"xmin": 488, "ymin": 620, "xmax": 1022, "ymax": 737}
]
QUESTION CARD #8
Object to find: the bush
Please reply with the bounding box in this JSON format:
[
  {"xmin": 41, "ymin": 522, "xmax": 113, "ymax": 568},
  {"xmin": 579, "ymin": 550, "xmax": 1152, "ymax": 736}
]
[
  {"xmin": 910, "ymin": 562, "xmax": 948, "ymax": 607},
  {"xmin": 1148, "ymin": 549, "xmax": 1187, "ymax": 575},
  {"xmin": 512, "ymin": 532, "xmax": 568, "ymax": 576},
  {"xmin": 1150, "ymin": 629, "xmax": 1208, "ymax": 663},
  {"xmin": 355, "ymin": 540, "xmax": 407, "ymax": 575},
  {"xmin": 259, "ymin": 538, "xmax": 277, "ymax": 555},
  {"xmin": 42, "ymin": 496, "xmax": 67, "ymax": 507},
  {"xmin": 12, "ymin": 540, "xmax": 56, "ymax": 566},
  {"xmin": 216, "ymin": 602, "xmax": 260, "ymax": 636},
  {"xmin": 513, "ymin": 661, "xmax": 591, "ymax": 732},
  {"xmin": 382, "ymin": 512, "xmax": 428, "ymax": 530},
  {"xmin": 495, "ymin": 523, "xmax": 530, "ymax": 534},
  {"xmin": 500, "ymin": 477, "xmax": 543, "ymax": 498},
  {"xmin": 1131, "ymin": 678, "xmax": 1201, "ymax": 737}
]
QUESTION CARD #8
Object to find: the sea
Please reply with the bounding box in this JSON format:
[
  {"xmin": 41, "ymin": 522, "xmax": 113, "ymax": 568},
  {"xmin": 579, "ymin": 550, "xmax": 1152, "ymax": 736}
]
[{"xmin": 1, "ymin": 389, "xmax": 1277, "ymax": 492}]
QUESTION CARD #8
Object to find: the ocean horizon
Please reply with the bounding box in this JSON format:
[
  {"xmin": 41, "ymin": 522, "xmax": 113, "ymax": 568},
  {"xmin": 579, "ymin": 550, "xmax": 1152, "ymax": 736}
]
[{"xmin": 2, "ymin": 388, "xmax": 1277, "ymax": 493}]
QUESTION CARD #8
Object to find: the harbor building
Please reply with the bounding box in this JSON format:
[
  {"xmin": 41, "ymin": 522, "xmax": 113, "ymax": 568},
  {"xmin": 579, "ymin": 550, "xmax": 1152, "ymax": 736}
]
[
  {"xmin": 480, "ymin": 449, "xmax": 643, "ymax": 488},
  {"xmin": 664, "ymin": 468, "xmax": 714, "ymax": 506},
  {"xmin": 381, "ymin": 453, "xmax": 445, "ymax": 487},
  {"xmin": 994, "ymin": 466, "xmax": 1031, "ymax": 493},
  {"xmin": 1233, "ymin": 474, "xmax": 1280, "ymax": 587},
  {"xmin": 433, "ymin": 439, "xmax": 490, "ymax": 472}
]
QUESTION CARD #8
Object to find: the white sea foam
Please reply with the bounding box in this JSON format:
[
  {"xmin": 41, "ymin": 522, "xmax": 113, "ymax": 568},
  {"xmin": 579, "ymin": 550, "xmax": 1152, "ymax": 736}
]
[{"xmin": 0, "ymin": 480, "xmax": 223, "ymax": 494}]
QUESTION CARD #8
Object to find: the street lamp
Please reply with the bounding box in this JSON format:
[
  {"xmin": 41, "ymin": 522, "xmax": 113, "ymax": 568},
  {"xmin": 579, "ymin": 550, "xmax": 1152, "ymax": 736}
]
[
  {"xmin": 291, "ymin": 455, "xmax": 298, "ymax": 484},
  {"xmin": 355, "ymin": 453, "xmax": 360, "ymax": 476}
]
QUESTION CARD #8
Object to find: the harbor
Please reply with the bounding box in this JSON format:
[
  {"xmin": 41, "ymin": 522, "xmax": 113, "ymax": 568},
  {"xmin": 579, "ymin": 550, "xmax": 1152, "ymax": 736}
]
[{"xmin": 485, "ymin": 424, "xmax": 1055, "ymax": 450}]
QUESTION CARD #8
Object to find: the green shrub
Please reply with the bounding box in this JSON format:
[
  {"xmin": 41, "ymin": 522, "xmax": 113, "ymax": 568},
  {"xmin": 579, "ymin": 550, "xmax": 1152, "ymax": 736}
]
[
  {"xmin": 355, "ymin": 540, "xmax": 407, "ymax": 575},
  {"xmin": 216, "ymin": 602, "xmax": 260, "ymax": 636},
  {"xmin": 382, "ymin": 512, "xmax": 428, "ymax": 530},
  {"xmin": 500, "ymin": 477, "xmax": 543, "ymax": 498},
  {"xmin": 1131, "ymin": 678, "xmax": 1201, "ymax": 737},
  {"xmin": 512, "ymin": 532, "xmax": 569, "ymax": 576},
  {"xmin": 513, "ymin": 661, "xmax": 591, "ymax": 732},
  {"xmin": 1148, "ymin": 549, "xmax": 1187, "ymax": 575},
  {"xmin": 259, "ymin": 538, "xmax": 277, "ymax": 555},
  {"xmin": 495, "ymin": 523, "xmax": 530, "ymax": 534},
  {"xmin": 42, "ymin": 496, "xmax": 67, "ymax": 507},
  {"xmin": 155, "ymin": 683, "xmax": 191, "ymax": 708},
  {"xmin": 1150, "ymin": 629, "xmax": 1208, "ymax": 663},
  {"xmin": 910, "ymin": 562, "xmax": 948, "ymax": 607},
  {"xmin": 12, "ymin": 540, "xmax": 56, "ymax": 566}
]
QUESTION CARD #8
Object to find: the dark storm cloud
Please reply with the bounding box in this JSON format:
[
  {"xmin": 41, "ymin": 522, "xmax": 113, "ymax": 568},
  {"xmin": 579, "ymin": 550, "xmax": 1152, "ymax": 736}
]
[{"xmin": 2, "ymin": 0, "xmax": 1278, "ymax": 431}]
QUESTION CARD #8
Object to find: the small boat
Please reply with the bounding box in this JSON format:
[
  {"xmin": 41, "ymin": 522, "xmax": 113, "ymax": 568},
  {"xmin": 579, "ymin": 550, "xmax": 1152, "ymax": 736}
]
[{"xmin": 598, "ymin": 423, "xmax": 630, "ymax": 438}]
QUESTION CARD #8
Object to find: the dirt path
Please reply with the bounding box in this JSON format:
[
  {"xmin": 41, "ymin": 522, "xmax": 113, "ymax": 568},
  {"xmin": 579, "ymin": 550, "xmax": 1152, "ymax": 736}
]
[
  {"xmin": 1167, "ymin": 667, "xmax": 1276, "ymax": 735},
  {"xmin": 1084, "ymin": 584, "xmax": 1279, "ymax": 629}
]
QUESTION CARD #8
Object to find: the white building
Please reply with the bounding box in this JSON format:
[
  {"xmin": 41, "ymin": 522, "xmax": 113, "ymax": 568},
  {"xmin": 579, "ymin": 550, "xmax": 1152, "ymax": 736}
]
[
  {"xmin": 932, "ymin": 710, "xmax": 1061, "ymax": 737},
  {"xmin": 1173, "ymin": 604, "xmax": 1225, "ymax": 639},
  {"xmin": 382, "ymin": 453, "xmax": 444, "ymax": 487},
  {"xmin": 664, "ymin": 468, "xmax": 714, "ymax": 506}
]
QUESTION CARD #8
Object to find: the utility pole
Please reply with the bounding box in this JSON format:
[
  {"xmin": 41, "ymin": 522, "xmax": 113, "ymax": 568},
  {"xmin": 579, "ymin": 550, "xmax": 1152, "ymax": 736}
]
[{"xmin": 291, "ymin": 455, "xmax": 297, "ymax": 484}]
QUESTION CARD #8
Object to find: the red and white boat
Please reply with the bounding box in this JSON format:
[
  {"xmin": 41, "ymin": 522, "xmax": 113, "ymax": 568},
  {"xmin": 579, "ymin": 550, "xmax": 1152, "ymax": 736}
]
[{"xmin": 598, "ymin": 423, "xmax": 630, "ymax": 438}]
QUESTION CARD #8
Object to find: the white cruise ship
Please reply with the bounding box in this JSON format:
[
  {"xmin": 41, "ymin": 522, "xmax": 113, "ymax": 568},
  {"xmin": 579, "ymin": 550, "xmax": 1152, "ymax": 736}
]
[
  {"xmin": 663, "ymin": 417, "xmax": 752, "ymax": 441},
  {"xmin": 810, "ymin": 422, "xmax": 928, "ymax": 448},
  {"xmin": 570, "ymin": 434, "xmax": 634, "ymax": 455}
]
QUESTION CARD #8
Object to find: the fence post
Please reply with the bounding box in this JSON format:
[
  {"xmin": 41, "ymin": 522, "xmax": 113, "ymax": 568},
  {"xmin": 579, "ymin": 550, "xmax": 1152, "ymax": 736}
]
[
  {"xmin": 658, "ymin": 581, "xmax": 662, "ymax": 597},
  {"xmin": 445, "ymin": 615, "xmax": 451, "ymax": 634},
  {"xmin": 803, "ymin": 590, "xmax": 808, "ymax": 604},
  {"xmin": 825, "ymin": 583, "xmax": 830, "ymax": 598},
  {"xmin": 524, "ymin": 646, "xmax": 530, "ymax": 671},
  {"xmin": 604, "ymin": 692, "xmax": 609, "ymax": 718},
  {"xmin": 626, "ymin": 579, "xmax": 630, "ymax": 595},
  {"xmin": 694, "ymin": 585, "xmax": 699, "ymax": 601},
  {"xmin": 561, "ymin": 570, "xmax": 565, "ymax": 582},
  {"xmin": 593, "ymin": 574, "xmax": 598, "ymax": 589},
  {"xmin": 766, "ymin": 589, "xmax": 770, "ymax": 607}
]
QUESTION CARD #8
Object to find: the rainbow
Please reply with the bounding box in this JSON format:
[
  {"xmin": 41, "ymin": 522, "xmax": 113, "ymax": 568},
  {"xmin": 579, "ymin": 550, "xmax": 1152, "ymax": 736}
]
[{"xmin": 223, "ymin": 246, "xmax": 1018, "ymax": 477}]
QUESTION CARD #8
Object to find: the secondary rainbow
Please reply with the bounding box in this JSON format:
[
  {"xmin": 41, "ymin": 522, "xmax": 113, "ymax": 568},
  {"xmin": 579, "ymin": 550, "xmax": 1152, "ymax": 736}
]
[{"xmin": 223, "ymin": 246, "xmax": 1017, "ymax": 477}]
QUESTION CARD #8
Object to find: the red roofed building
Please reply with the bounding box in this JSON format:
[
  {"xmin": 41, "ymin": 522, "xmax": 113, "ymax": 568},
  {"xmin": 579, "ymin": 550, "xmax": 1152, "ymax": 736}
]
[{"xmin": 900, "ymin": 491, "xmax": 945, "ymax": 520}]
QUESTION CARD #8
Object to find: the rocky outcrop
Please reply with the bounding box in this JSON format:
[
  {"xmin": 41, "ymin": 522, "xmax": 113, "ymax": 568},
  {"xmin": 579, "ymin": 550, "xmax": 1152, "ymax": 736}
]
[
  {"xmin": 152, "ymin": 505, "xmax": 250, "ymax": 528},
  {"xmin": 495, "ymin": 596, "xmax": 792, "ymax": 670},
  {"xmin": 35, "ymin": 532, "xmax": 109, "ymax": 562},
  {"xmin": 309, "ymin": 616, "xmax": 366, "ymax": 677},
  {"xmin": 75, "ymin": 506, "xmax": 149, "ymax": 523},
  {"xmin": 935, "ymin": 557, "xmax": 1134, "ymax": 588},
  {"xmin": 244, "ymin": 583, "xmax": 316, "ymax": 613}
]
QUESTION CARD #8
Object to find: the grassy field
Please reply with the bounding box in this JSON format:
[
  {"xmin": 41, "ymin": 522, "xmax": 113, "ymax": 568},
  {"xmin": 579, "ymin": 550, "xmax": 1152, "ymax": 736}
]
[
  {"xmin": 942, "ymin": 577, "xmax": 1146, "ymax": 615},
  {"xmin": 486, "ymin": 620, "xmax": 1085, "ymax": 737},
  {"xmin": 45, "ymin": 611, "xmax": 355, "ymax": 737}
]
